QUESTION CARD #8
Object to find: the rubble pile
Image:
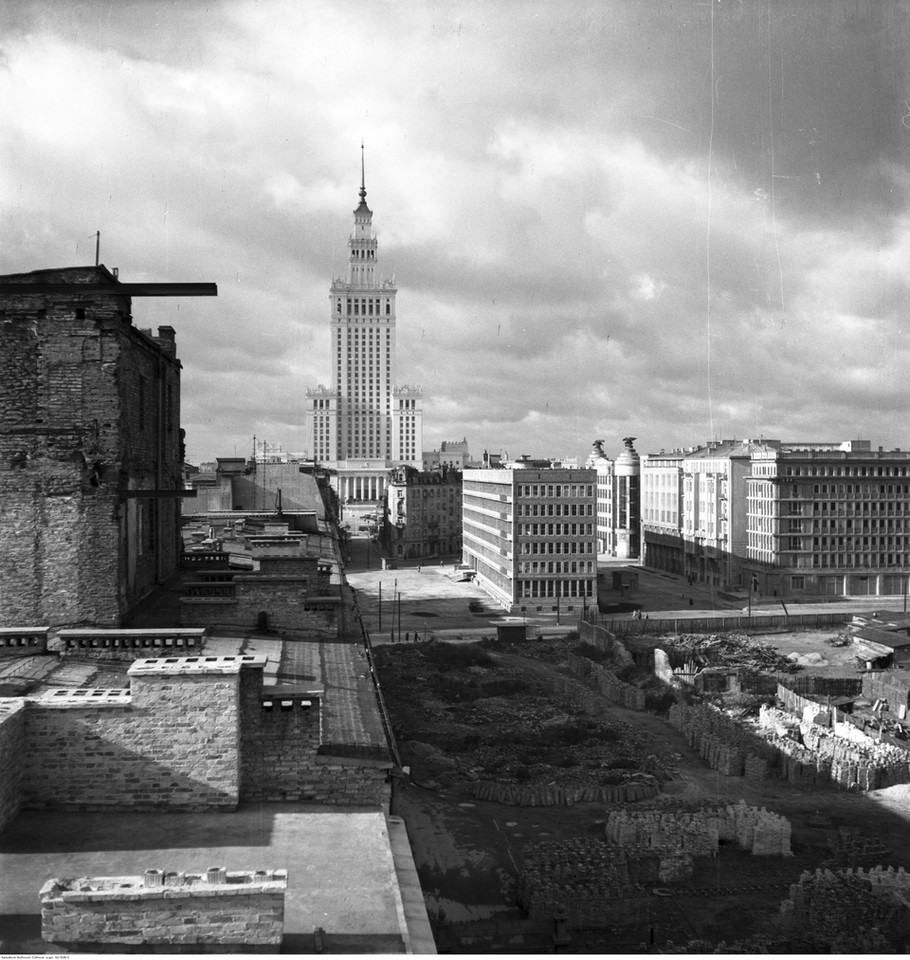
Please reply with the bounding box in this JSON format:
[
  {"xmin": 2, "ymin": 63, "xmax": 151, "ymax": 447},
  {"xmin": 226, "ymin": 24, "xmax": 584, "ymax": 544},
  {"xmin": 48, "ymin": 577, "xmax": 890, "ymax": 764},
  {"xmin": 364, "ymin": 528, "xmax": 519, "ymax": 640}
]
[
  {"xmin": 777, "ymin": 866, "xmax": 910, "ymax": 952},
  {"xmin": 605, "ymin": 801, "xmax": 791, "ymax": 859},
  {"xmin": 517, "ymin": 838, "xmax": 652, "ymax": 925},
  {"xmin": 566, "ymin": 653, "xmax": 645, "ymax": 710},
  {"xmin": 660, "ymin": 634, "xmax": 797, "ymax": 673},
  {"xmin": 472, "ymin": 778, "xmax": 659, "ymax": 806},
  {"xmin": 758, "ymin": 705, "xmax": 910, "ymax": 790}
]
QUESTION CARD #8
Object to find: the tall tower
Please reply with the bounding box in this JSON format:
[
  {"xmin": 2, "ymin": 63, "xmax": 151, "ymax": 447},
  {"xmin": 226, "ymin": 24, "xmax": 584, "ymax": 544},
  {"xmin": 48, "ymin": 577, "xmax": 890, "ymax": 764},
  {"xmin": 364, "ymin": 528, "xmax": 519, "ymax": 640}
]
[{"xmin": 306, "ymin": 150, "xmax": 423, "ymax": 504}]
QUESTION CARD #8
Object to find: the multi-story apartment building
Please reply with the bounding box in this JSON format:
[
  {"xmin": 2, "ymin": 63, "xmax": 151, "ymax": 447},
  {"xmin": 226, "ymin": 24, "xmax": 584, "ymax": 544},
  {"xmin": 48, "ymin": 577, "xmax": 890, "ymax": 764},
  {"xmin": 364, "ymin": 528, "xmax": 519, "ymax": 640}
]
[
  {"xmin": 586, "ymin": 437, "xmax": 641, "ymax": 559},
  {"xmin": 305, "ymin": 153, "xmax": 423, "ymax": 510},
  {"xmin": 382, "ymin": 465, "xmax": 462, "ymax": 559},
  {"xmin": 0, "ymin": 265, "xmax": 215, "ymax": 626},
  {"xmin": 745, "ymin": 442, "xmax": 910, "ymax": 597},
  {"xmin": 462, "ymin": 460, "xmax": 597, "ymax": 610},
  {"xmin": 642, "ymin": 438, "xmax": 910, "ymax": 598},
  {"xmin": 642, "ymin": 439, "xmax": 780, "ymax": 588}
]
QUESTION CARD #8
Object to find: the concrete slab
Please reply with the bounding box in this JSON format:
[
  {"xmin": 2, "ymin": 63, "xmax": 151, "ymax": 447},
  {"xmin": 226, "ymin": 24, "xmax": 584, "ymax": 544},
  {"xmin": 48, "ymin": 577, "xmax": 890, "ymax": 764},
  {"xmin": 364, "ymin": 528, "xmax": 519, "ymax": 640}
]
[{"xmin": 0, "ymin": 804, "xmax": 407, "ymax": 953}]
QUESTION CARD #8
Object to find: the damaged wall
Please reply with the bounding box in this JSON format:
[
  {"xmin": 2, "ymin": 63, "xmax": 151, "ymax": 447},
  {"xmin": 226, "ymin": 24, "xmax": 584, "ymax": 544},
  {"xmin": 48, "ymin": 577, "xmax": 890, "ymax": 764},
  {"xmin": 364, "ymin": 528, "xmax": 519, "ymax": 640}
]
[{"xmin": 0, "ymin": 267, "xmax": 183, "ymax": 627}]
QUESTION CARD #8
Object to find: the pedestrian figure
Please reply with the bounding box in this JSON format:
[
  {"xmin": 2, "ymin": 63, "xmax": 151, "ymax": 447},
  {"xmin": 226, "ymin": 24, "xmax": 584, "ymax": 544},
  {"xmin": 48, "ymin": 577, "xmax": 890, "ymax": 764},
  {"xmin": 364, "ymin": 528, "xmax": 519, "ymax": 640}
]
[
  {"xmin": 405, "ymin": 632, "xmax": 410, "ymax": 642},
  {"xmin": 417, "ymin": 565, "xmax": 421, "ymax": 573},
  {"xmin": 689, "ymin": 598, "xmax": 694, "ymax": 607}
]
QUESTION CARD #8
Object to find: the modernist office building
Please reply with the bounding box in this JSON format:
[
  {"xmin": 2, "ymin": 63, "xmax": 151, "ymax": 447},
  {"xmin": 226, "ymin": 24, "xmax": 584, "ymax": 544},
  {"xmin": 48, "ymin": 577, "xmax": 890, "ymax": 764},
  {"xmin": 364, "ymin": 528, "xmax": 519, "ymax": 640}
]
[
  {"xmin": 462, "ymin": 460, "xmax": 597, "ymax": 610},
  {"xmin": 305, "ymin": 156, "xmax": 423, "ymax": 507}
]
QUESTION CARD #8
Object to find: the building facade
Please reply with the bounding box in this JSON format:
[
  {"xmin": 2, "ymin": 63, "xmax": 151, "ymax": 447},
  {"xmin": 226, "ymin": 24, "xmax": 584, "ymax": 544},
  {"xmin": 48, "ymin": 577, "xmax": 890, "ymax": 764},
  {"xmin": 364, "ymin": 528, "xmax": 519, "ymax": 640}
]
[
  {"xmin": 462, "ymin": 463, "xmax": 597, "ymax": 610},
  {"xmin": 305, "ymin": 156, "xmax": 423, "ymax": 508},
  {"xmin": 744, "ymin": 442, "xmax": 910, "ymax": 598},
  {"xmin": 382, "ymin": 465, "xmax": 463, "ymax": 559},
  {"xmin": 641, "ymin": 438, "xmax": 910, "ymax": 598},
  {"xmin": 586, "ymin": 437, "xmax": 641, "ymax": 559},
  {"xmin": 0, "ymin": 265, "xmax": 209, "ymax": 626}
]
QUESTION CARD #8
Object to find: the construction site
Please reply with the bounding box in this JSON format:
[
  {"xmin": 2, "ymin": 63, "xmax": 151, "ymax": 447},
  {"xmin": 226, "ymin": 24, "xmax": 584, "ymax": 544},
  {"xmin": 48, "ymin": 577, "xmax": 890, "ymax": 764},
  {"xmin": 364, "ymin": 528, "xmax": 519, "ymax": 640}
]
[{"xmin": 371, "ymin": 607, "xmax": 910, "ymax": 953}]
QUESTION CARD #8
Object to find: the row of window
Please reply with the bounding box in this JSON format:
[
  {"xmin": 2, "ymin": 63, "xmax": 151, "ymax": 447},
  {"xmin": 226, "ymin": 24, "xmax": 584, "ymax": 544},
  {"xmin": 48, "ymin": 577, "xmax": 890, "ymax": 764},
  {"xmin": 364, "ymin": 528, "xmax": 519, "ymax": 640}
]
[
  {"xmin": 518, "ymin": 484, "xmax": 594, "ymax": 498},
  {"xmin": 337, "ymin": 297, "xmax": 392, "ymax": 316},
  {"xmin": 518, "ymin": 579, "xmax": 594, "ymax": 598},
  {"xmin": 520, "ymin": 523, "xmax": 593, "ymax": 536},
  {"xmin": 519, "ymin": 561, "xmax": 595, "ymax": 574},
  {"xmin": 520, "ymin": 542, "xmax": 596, "ymax": 555},
  {"xmin": 518, "ymin": 503, "xmax": 594, "ymax": 517}
]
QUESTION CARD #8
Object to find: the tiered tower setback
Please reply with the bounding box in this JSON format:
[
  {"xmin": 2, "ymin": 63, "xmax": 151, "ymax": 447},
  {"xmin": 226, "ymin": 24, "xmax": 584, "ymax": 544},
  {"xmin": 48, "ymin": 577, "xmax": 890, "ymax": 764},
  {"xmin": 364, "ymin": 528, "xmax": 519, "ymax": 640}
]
[{"xmin": 306, "ymin": 152, "xmax": 423, "ymax": 503}]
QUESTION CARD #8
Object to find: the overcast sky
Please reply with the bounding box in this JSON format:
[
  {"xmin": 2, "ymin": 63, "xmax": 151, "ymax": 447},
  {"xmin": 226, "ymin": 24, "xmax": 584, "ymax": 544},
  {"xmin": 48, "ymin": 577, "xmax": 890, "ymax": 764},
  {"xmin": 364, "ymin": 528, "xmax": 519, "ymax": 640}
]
[{"xmin": 3, "ymin": 0, "xmax": 909, "ymax": 465}]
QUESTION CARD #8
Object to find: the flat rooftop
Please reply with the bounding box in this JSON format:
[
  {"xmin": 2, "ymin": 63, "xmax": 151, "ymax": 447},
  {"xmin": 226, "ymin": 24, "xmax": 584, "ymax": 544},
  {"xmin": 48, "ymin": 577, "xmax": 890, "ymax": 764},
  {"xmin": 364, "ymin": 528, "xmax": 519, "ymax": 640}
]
[
  {"xmin": 0, "ymin": 804, "xmax": 419, "ymax": 953},
  {"xmin": 0, "ymin": 634, "xmax": 389, "ymax": 759}
]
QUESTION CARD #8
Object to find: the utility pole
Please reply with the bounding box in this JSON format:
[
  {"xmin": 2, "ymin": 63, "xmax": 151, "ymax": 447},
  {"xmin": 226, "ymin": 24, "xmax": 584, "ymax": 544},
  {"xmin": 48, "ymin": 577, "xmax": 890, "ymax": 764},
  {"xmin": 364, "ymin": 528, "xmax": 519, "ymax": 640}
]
[{"xmin": 378, "ymin": 581, "xmax": 382, "ymax": 630}]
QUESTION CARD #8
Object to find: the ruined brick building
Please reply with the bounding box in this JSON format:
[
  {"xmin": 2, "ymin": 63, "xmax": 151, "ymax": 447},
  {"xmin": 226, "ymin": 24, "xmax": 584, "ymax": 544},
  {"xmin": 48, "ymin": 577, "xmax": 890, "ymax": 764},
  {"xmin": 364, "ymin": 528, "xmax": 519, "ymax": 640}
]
[{"xmin": 0, "ymin": 266, "xmax": 215, "ymax": 627}]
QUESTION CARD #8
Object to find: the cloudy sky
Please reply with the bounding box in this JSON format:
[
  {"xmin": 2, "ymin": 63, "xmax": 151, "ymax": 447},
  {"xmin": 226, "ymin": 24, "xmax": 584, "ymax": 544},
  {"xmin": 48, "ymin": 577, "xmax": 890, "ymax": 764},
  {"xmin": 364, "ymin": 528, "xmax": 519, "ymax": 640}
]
[{"xmin": 3, "ymin": 0, "xmax": 909, "ymax": 465}]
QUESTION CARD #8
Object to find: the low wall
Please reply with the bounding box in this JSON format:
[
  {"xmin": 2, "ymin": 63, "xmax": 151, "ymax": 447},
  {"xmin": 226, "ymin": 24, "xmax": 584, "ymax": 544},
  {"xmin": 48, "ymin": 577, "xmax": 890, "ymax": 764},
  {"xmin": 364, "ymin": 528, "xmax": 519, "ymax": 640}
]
[
  {"xmin": 594, "ymin": 611, "xmax": 851, "ymax": 636},
  {"xmin": 0, "ymin": 701, "xmax": 26, "ymax": 831},
  {"xmin": 57, "ymin": 629, "xmax": 207, "ymax": 660},
  {"xmin": 41, "ymin": 868, "xmax": 286, "ymax": 951},
  {"xmin": 577, "ymin": 621, "xmax": 635, "ymax": 667},
  {"xmin": 0, "ymin": 627, "xmax": 49, "ymax": 658}
]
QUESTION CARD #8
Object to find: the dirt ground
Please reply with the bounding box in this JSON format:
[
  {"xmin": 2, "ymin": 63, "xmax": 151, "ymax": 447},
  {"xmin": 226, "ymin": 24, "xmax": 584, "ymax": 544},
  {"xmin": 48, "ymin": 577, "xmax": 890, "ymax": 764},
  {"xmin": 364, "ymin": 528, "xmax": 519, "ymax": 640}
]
[{"xmin": 376, "ymin": 631, "xmax": 910, "ymax": 953}]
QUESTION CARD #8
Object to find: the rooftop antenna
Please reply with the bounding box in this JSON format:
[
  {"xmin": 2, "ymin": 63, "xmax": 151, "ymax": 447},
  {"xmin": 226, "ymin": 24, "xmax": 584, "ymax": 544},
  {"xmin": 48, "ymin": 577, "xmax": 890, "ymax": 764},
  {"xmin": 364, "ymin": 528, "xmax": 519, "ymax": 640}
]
[{"xmin": 95, "ymin": 231, "xmax": 100, "ymax": 267}]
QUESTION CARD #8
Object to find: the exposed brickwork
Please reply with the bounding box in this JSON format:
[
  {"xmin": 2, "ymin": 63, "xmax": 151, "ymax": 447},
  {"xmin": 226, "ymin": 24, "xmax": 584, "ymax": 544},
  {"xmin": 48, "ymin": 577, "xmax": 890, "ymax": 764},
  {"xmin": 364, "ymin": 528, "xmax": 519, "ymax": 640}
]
[
  {"xmin": 41, "ymin": 868, "xmax": 286, "ymax": 950},
  {"xmin": 0, "ymin": 701, "xmax": 26, "ymax": 831},
  {"xmin": 1, "ymin": 654, "xmax": 388, "ymax": 812},
  {"xmin": 22, "ymin": 661, "xmax": 244, "ymax": 810},
  {"xmin": 180, "ymin": 574, "xmax": 339, "ymax": 637},
  {"xmin": 0, "ymin": 267, "xmax": 183, "ymax": 627}
]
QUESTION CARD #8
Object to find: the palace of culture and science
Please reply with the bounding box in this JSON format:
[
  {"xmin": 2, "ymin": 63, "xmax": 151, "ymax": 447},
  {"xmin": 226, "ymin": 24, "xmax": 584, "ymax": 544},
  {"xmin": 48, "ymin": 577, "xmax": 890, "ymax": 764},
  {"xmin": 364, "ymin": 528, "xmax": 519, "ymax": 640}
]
[{"xmin": 305, "ymin": 153, "xmax": 423, "ymax": 507}]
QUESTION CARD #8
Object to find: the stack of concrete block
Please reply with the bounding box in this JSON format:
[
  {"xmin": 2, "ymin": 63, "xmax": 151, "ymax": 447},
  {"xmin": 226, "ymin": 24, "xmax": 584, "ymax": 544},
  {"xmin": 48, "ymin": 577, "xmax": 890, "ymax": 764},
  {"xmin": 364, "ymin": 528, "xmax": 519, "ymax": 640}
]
[
  {"xmin": 778, "ymin": 866, "xmax": 910, "ymax": 951},
  {"xmin": 605, "ymin": 801, "xmax": 791, "ymax": 860}
]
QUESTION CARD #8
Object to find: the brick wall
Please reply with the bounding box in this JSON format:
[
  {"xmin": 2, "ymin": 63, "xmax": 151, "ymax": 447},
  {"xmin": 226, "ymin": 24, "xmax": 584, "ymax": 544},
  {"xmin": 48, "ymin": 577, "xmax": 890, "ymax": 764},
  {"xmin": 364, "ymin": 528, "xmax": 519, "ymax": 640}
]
[
  {"xmin": 22, "ymin": 664, "xmax": 243, "ymax": 811},
  {"xmin": 0, "ymin": 267, "xmax": 183, "ymax": 627},
  {"xmin": 0, "ymin": 701, "xmax": 26, "ymax": 831},
  {"xmin": 41, "ymin": 868, "xmax": 286, "ymax": 950},
  {"xmin": 181, "ymin": 576, "xmax": 338, "ymax": 637},
  {"xmin": 3, "ymin": 655, "xmax": 388, "ymax": 813},
  {"xmin": 238, "ymin": 669, "xmax": 389, "ymax": 805}
]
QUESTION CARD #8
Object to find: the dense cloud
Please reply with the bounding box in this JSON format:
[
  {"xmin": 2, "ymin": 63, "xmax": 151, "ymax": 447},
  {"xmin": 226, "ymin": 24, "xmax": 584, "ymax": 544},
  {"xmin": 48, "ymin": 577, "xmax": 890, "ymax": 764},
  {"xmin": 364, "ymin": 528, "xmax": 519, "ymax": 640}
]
[{"xmin": 2, "ymin": 0, "xmax": 909, "ymax": 464}]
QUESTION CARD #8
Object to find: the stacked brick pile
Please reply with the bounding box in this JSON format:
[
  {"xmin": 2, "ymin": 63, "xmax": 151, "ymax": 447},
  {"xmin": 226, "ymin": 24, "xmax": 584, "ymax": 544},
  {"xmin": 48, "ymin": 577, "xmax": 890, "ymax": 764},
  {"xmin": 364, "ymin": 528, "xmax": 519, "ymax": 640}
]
[
  {"xmin": 668, "ymin": 703, "xmax": 776, "ymax": 777},
  {"xmin": 777, "ymin": 866, "xmax": 910, "ymax": 951},
  {"xmin": 605, "ymin": 801, "xmax": 792, "ymax": 860},
  {"xmin": 40, "ymin": 867, "xmax": 286, "ymax": 950},
  {"xmin": 471, "ymin": 778, "xmax": 658, "ymax": 806},
  {"xmin": 566, "ymin": 653, "xmax": 645, "ymax": 710},
  {"xmin": 758, "ymin": 705, "xmax": 910, "ymax": 791},
  {"xmin": 517, "ymin": 838, "xmax": 650, "ymax": 926}
]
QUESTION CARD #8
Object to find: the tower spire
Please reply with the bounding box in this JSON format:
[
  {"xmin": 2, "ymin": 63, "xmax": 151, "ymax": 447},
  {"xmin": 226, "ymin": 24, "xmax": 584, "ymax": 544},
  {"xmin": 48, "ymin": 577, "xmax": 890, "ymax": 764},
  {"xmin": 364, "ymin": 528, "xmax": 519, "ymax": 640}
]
[{"xmin": 360, "ymin": 140, "xmax": 366, "ymax": 203}]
